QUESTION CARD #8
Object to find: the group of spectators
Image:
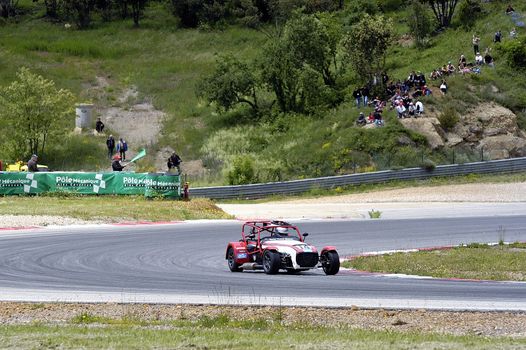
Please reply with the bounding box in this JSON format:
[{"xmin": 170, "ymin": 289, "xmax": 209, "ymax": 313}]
[{"xmin": 354, "ymin": 7, "xmax": 523, "ymax": 127}]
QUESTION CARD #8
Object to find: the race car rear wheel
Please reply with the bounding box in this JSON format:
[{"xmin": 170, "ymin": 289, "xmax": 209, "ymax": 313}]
[
  {"xmin": 227, "ymin": 247, "xmax": 242, "ymax": 272},
  {"xmin": 263, "ymin": 250, "xmax": 280, "ymax": 274},
  {"xmin": 322, "ymin": 251, "xmax": 340, "ymax": 275}
]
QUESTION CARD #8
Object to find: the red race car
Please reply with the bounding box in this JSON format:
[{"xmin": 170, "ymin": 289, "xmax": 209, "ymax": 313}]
[{"xmin": 225, "ymin": 220, "xmax": 340, "ymax": 275}]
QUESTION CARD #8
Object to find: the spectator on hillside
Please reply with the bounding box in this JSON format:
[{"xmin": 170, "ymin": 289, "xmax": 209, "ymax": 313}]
[
  {"xmin": 352, "ymin": 88, "xmax": 362, "ymax": 108},
  {"xmin": 106, "ymin": 135, "xmax": 115, "ymax": 159},
  {"xmin": 458, "ymin": 62, "xmax": 471, "ymax": 75},
  {"xmin": 167, "ymin": 152, "xmax": 182, "ymax": 174},
  {"xmin": 407, "ymin": 71, "xmax": 417, "ymax": 87},
  {"xmin": 372, "ymin": 96, "xmax": 383, "ymax": 110},
  {"xmin": 361, "ymin": 86, "xmax": 370, "ymax": 106},
  {"xmin": 408, "ymin": 102, "xmax": 416, "ymax": 117},
  {"xmin": 475, "ymin": 52, "xmax": 484, "ymax": 65},
  {"xmin": 494, "ymin": 30, "xmax": 502, "ymax": 43},
  {"xmin": 356, "ymin": 112, "xmax": 367, "ymax": 126},
  {"xmin": 95, "ymin": 117, "xmax": 104, "ymax": 133},
  {"xmin": 440, "ymin": 80, "xmax": 448, "ymax": 95},
  {"xmin": 506, "ymin": 4, "xmax": 515, "ymax": 15},
  {"xmin": 423, "ymin": 85, "xmax": 432, "ymax": 96},
  {"xmin": 416, "ymin": 71, "xmax": 426, "ymax": 87},
  {"xmin": 396, "ymin": 102, "xmax": 407, "ymax": 118},
  {"xmin": 373, "ymin": 109, "xmax": 384, "ymax": 126},
  {"xmin": 510, "ymin": 27, "xmax": 517, "ymax": 38},
  {"xmin": 415, "ymin": 100, "xmax": 424, "ymax": 116},
  {"xmin": 458, "ymin": 54, "xmax": 467, "ymax": 66},
  {"xmin": 430, "ymin": 69, "xmax": 441, "ymax": 80},
  {"xmin": 472, "ymin": 34, "xmax": 480, "ymax": 55},
  {"xmin": 484, "ymin": 48, "xmax": 495, "ymax": 67},
  {"xmin": 116, "ymin": 138, "xmax": 128, "ymax": 161},
  {"xmin": 447, "ymin": 62, "xmax": 456, "ymax": 74}
]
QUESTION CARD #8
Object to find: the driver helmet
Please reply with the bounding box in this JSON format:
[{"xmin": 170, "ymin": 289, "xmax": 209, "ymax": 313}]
[{"xmin": 276, "ymin": 227, "xmax": 288, "ymax": 236}]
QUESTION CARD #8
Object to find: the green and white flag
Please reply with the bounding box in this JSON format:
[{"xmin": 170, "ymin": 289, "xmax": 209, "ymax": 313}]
[{"xmin": 129, "ymin": 149, "xmax": 146, "ymax": 163}]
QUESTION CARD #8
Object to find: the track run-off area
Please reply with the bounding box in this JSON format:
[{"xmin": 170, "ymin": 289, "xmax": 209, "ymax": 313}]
[{"xmin": 0, "ymin": 215, "xmax": 525, "ymax": 311}]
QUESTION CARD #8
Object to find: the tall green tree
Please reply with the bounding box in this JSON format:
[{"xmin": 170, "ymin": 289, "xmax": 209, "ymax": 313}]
[
  {"xmin": 343, "ymin": 14, "xmax": 393, "ymax": 85},
  {"xmin": 407, "ymin": 0, "xmax": 433, "ymax": 47},
  {"xmin": 130, "ymin": 0, "xmax": 147, "ymax": 26},
  {"xmin": 260, "ymin": 13, "xmax": 341, "ymax": 113},
  {"xmin": 198, "ymin": 55, "xmax": 260, "ymax": 116},
  {"xmin": 62, "ymin": 0, "xmax": 96, "ymax": 28},
  {"xmin": 422, "ymin": 0, "xmax": 459, "ymax": 28},
  {"xmin": 0, "ymin": 68, "xmax": 75, "ymax": 160}
]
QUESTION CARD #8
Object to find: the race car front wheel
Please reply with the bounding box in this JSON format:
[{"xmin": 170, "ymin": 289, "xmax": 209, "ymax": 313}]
[
  {"xmin": 322, "ymin": 251, "xmax": 340, "ymax": 275},
  {"xmin": 263, "ymin": 250, "xmax": 280, "ymax": 274},
  {"xmin": 227, "ymin": 247, "xmax": 242, "ymax": 272}
]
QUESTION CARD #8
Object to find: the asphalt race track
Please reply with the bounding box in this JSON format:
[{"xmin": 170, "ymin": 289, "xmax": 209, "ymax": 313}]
[{"xmin": 1, "ymin": 216, "xmax": 526, "ymax": 310}]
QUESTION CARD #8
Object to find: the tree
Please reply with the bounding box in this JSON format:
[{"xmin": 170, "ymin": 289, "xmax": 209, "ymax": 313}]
[
  {"xmin": 407, "ymin": 0, "xmax": 433, "ymax": 47},
  {"xmin": 130, "ymin": 0, "xmax": 147, "ymax": 26},
  {"xmin": 343, "ymin": 14, "xmax": 393, "ymax": 86},
  {"xmin": 422, "ymin": 0, "xmax": 460, "ymax": 28},
  {"xmin": 260, "ymin": 13, "xmax": 342, "ymax": 113},
  {"xmin": 198, "ymin": 55, "xmax": 260, "ymax": 116},
  {"xmin": 0, "ymin": 0, "xmax": 17, "ymax": 18},
  {"xmin": 62, "ymin": 0, "xmax": 96, "ymax": 28},
  {"xmin": 0, "ymin": 68, "xmax": 75, "ymax": 161}
]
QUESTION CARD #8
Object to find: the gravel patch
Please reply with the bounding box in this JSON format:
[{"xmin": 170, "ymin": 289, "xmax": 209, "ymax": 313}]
[
  {"xmin": 0, "ymin": 215, "xmax": 103, "ymax": 228},
  {"xmin": 0, "ymin": 302, "xmax": 524, "ymax": 337}
]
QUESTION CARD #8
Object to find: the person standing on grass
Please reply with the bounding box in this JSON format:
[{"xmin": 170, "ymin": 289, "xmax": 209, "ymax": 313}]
[
  {"xmin": 352, "ymin": 87, "xmax": 362, "ymax": 108},
  {"xmin": 106, "ymin": 134, "xmax": 115, "ymax": 159},
  {"xmin": 472, "ymin": 34, "xmax": 480, "ymax": 55},
  {"xmin": 494, "ymin": 30, "xmax": 502, "ymax": 43},
  {"xmin": 117, "ymin": 138, "xmax": 128, "ymax": 161},
  {"xmin": 167, "ymin": 152, "xmax": 182, "ymax": 174},
  {"xmin": 95, "ymin": 117, "xmax": 104, "ymax": 133}
]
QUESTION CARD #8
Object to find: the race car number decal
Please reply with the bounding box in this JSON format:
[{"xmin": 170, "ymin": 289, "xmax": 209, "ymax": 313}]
[
  {"xmin": 237, "ymin": 253, "xmax": 248, "ymax": 259},
  {"xmin": 297, "ymin": 244, "xmax": 312, "ymax": 252}
]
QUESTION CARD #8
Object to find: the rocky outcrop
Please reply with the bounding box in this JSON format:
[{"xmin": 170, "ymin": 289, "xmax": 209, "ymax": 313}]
[
  {"xmin": 401, "ymin": 102, "xmax": 526, "ymax": 159},
  {"xmin": 400, "ymin": 118, "xmax": 445, "ymax": 149}
]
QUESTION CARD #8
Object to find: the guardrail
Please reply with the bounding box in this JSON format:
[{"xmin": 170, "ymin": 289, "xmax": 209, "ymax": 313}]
[{"xmin": 190, "ymin": 157, "xmax": 526, "ymax": 199}]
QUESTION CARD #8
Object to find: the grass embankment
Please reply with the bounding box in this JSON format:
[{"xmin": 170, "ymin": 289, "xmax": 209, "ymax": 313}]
[
  {"xmin": 1, "ymin": 314, "xmax": 524, "ymax": 349},
  {"xmin": 0, "ymin": 196, "xmax": 231, "ymax": 221},
  {"xmin": 2, "ymin": 2, "xmax": 526, "ymax": 180},
  {"xmin": 344, "ymin": 243, "xmax": 526, "ymax": 281}
]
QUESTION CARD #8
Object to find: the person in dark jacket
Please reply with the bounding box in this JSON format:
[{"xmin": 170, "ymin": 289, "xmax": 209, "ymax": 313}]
[
  {"xmin": 167, "ymin": 152, "xmax": 182, "ymax": 174},
  {"xmin": 95, "ymin": 118, "xmax": 104, "ymax": 133},
  {"xmin": 27, "ymin": 155, "xmax": 39, "ymax": 172},
  {"xmin": 116, "ymin": 138, "xmax": 128, "ymax": 161},
  {"xmin": 106, "ymin": 135, "xmax": 115, "ymax": 159},
  {"xmin": 352, "ymin": 88, "xmax": 362, "ymax": 108},
  {"xmin": 112, "ymin": 155, "xmax": 126, "ymax": 171}
]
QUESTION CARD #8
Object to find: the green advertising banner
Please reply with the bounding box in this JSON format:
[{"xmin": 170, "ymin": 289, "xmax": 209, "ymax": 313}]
[{"xmin": 0, "ymin": 172, "xmax": 181, "ymax": 197}]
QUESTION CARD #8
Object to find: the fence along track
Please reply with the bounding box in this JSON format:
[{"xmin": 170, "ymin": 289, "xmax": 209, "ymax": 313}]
[{"xmin": 189, "ymin": 157, "xmax": 526, "ymax": 200}]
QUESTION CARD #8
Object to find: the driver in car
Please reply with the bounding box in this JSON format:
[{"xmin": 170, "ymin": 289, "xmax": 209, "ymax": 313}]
[{"xmin": 275, "ymin": 227, "xmax": 289, "ymax": 237}]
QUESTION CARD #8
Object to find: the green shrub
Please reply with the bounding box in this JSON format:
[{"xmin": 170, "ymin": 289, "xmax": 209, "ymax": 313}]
[
  {"xmin": 421, "ymin": 159, "xmax": 436, "ymax": 171},
  {"xmin": 368, "ymin": 209, "xmax": 382, "ymax": 219},
  {"xmin": 455, "ymin": 0, "xmax": 484, "ymax": 29},
  {"xmin": 438, "ymin": 107, "xmax": 460, "ymax": 132},
  {"xmin": 497, "ymin": 38, "xmax": 526, "ymax": 69},
  {"xmin": 226, "ymin": 155, "xmax": 258, "ymax": 185},
  {"xmin": 376, "ymin": 0, "xmax": 406, "ymax": 12}
]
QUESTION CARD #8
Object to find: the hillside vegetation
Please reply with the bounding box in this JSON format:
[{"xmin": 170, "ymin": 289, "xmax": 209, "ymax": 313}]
[{"xmin": 0, "ymin": 0, "xmax": 525, "ymax": 184}]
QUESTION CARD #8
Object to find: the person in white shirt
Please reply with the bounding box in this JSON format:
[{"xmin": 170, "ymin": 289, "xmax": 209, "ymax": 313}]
[
  {"xmin": 415, "ymin": 100, "xmax": 424, "ymax": 116},
  {"xmin": 475, "ymin": 52, "xmax": 484, "ymax": 65}
]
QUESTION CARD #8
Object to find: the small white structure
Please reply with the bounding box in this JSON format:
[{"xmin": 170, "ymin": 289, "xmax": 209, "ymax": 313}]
[{"xmin": 75, "ymin": 104, "xmax": 94, "ymax": 129}]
